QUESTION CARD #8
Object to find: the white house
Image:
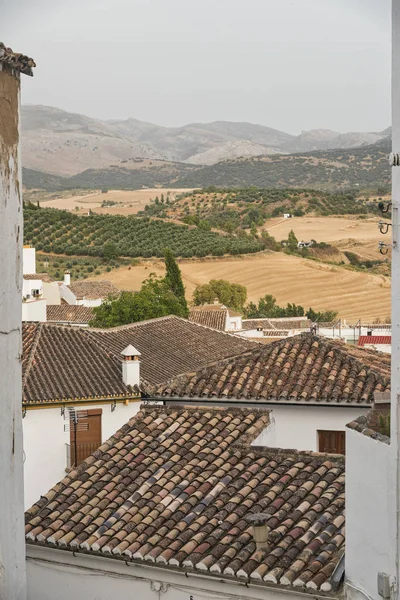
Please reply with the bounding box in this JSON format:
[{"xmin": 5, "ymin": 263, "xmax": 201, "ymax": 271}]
[
  {"xmin": 238, "ymin": 317, "xmax": 311, "ymax": 340},
  {"xmin": 25, "ymin": 404, "xmax": 346, "ymax": 600},
  {"xmin": 22, "ymin": 316, "xmax": 254, "ymax": 508},
  {"xmin": 59, "ymin": 275, "xmax": 120, "ymax": 307},
  {"xmin": 146, "ymin": 332, "xmax": 390, "ymax": 454},
  {"xmin": 189, "ymin": 301, "xmax": 242, "ymax": 332}
]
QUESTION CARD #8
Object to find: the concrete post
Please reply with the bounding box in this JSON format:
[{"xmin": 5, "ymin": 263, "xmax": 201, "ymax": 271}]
[{"xmin": 0, "ymin": 63, "xmax": 26, "ymax": 598}]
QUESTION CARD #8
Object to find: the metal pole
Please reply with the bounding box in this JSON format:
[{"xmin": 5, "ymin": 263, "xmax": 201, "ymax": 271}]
[{"xmin": 392, "ymin": 1, "xmax": 400, "ymax": 594}]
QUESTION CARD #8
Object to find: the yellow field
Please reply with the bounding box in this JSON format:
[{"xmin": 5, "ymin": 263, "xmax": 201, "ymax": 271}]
[
  {"xmin": 94, "ymin": 252, "xmax": 390, "ymax": 322},
  {"xmin": 264, "ymin": 215, "xmax": 383, "ymax": 259},
  {"xmin": 39, "ymin": 189, "xmax": 195, "ymax": 215}
]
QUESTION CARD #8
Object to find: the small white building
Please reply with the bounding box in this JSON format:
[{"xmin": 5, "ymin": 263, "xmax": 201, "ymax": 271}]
[
  {"xmin": 59, "ymin": 275, "xmax": 120, "ymax": 307},
  {"xmin": 189, "ymin": 301, "xmax": 242, "ymax": 332},
  {"xmin": 148, "ymin": 332, "xmax": 390, "ymax": 454},
  {"xmin": 238, "ymin": 317, "xmax": 311, "ymax": 340}
]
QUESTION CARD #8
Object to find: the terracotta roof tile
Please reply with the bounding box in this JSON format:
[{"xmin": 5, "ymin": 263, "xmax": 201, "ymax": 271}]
[
  {"xmin": 23, "ymin": 273, "xmax": 53, "ymax": 283},
  {"xmin": 21, "ymin": 317, "xmax": 255, "ymax": 404},
  {"xmin": 46, "ymin": 305, "xmax": 94, "ymax": 325},
  {"xmin": 25, "ymin": 405, "xmax": 345, "ymax": 592},
  {"xmin": 148, "ymin": 333, "xmax": 390, "ymax": 406},
  {"xmin": 189, "ymin": 310, "xmax": 228, "ymax": 331},
  {"xmin": 358, "ymin": 336, "xmax": 391, "ymax": 347},
  {"xmin": 0, "ymin": 42, "xmax": 35, "ymax": 76},
  {"xmin": 68, "ymin": 280, "xmax": 120, "ymax": 300},
  {"xmin": 242, "ymin": 318, "xmax": 311, "ymax": 331}
]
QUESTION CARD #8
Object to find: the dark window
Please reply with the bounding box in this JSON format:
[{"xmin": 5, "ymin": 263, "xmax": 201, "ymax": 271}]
[{"xmin": 318, "ymin": 430, "xmax": 345, "ymax": 455}]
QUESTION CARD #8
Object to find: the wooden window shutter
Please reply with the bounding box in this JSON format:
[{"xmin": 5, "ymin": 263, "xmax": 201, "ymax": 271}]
[
  {"xmin": 70, "ymin": 408, "xmax": 102, "ymax": 466},
  {"xmin": 318, "ymin": 430, "xmax": 345, "ymax": 455}
]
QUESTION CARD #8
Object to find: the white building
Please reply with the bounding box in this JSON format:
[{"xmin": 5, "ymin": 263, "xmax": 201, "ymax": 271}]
[
  {"xmin": 189, "ymin": 301, "xmax": 242, "ymax": 332},
  {"xmin": 147, "ymin": 332, "xmax": 389, "ymax": 454},
  {"xmin": 22, "ymin": 316, "xmax": 254, "ymax": 508},
  {"xmin": 59, "ymin": 276, "xmax": 120, "ymax": 307},
  {"xmin": 238, "ymin": 317, "xmax": 311, "ymax": 340},
  {"xmin": 26, "ymin": 405, "xmax": 346, "ymax": 600},
  {"xmin": 1, "ymin": 40, "xmax": 35, "ymax": 600}
]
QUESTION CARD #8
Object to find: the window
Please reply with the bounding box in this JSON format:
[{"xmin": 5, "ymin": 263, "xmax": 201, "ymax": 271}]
[
  {"xmin": 69, "ymin": 408, "xmax": 102, "ymax": 467},
  {"xmin": 318, "ymin": 430, "xmax": 345, "ymax": 455}
]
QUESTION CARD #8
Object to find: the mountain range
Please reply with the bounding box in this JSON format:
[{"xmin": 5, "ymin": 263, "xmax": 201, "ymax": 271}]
[{"xmin": 21, "ymin": 105, "xmax": 390, "ymax": 176}]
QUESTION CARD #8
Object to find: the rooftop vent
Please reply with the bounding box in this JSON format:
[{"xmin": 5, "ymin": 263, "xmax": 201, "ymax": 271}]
[{"xmin": 247, "ymin": 513, "xmax": 270, "ymax": 551}]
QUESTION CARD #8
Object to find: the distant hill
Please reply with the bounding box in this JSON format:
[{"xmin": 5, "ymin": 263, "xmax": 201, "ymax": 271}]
[
  {"xmin": 21, "ymin": 105, "xmax": 390, "ymax": 175},
  {"xmin": 22, "ymin": 137, "xmax": 391, "ymax": 192}
]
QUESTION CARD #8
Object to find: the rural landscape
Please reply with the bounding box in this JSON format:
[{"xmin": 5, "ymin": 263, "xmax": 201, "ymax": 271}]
[{"xmin": 22, "ymin": 104, "xmax": 392, "ymax": 323}]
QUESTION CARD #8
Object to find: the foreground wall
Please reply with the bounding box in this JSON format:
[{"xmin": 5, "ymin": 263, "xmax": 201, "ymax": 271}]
[
  {"xmin": 23, "ymin": 400, "xmax": 141, "ymax": 509},
  {"xmin": 26, "ymin": 546, "xmax": 314, "ymax": 600},
  {"xmin": 0, "ymin": 64, "xmax": 26, "ymax": 598},
  {"xmin": 345, "ymin": 429, "xmax": 395, "ymax": 600}
]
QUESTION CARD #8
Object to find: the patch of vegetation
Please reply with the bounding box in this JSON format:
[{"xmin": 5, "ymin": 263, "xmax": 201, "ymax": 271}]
[
  {"xmin": 35, "ymin": 253, "xmax": 125, "ymax": 280},
  {"xmin": 24, "ymin": 203, "xmax": 265, "ymax": 259},
  {"xmin": 244, "ymin": 294, "xmax": 338, "ymax": 322},
  {"xmin": 90, "ymin": 250, "xmax": 188, "ymax": 327},
  {"xmin": 193, "ymin": 279, "xmax": 247, "ymax": 312}
]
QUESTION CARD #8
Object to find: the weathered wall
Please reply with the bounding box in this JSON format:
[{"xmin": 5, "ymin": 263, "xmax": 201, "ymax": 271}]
[
  {"xmin": 255, "ymin": 404, "xmax": 368, "ymax": 452},
  {"xmin": 22, "ymin": 299, "xmax": 47, "ymax": 323},
  {"xmin": 27, "ymin": 545, "xmax": 312, "ymax": 600},
  {"xmin": 345, "ymin": 429, "xmax": 396, "ymax": 600},
  {"xmin": 23, "ymin": 400, "xmax": 142, "ymax": 509},
  {"xmin": 0, "ymin": 65, "xmax": 26, "ymax": 599}
]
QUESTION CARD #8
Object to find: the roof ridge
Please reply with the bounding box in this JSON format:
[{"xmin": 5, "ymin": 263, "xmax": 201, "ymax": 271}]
[
  {"xmin": 22, "ymin": 323, "xmax": 42, "ymax": 388},
  {"xmin": 87, "ymin": 314, "xmax": 179, "ymax": 332}
]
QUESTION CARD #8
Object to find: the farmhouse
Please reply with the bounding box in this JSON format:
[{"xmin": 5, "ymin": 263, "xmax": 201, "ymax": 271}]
[
  {"xmin": 59, "ymin": 274, "xmax": 120, "ymax": 307},
  {"xmin": 189, "ymin": 301, "xmax": 242, "ymax": 331},
  {"xmin": 21, "ymin": 316, "xmax": 255, "ymax": 508},
  {"xmin": 146, "ymin": 333, "xmax": 390, "ymax": 454},
  {"xmin": 26, "ymin": 404, "xmax": 346, "ymax": 600}
]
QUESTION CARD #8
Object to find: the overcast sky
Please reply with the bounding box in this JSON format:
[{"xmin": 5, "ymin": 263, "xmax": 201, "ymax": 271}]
[{"xmin": 1, "ymin": 0, "xmax": 391, "ymax": 133}]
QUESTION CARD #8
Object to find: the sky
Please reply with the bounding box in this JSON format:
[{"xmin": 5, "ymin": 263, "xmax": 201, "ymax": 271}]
[{"xmin": 1, "ymin": 0, "xmax": 391, "ymax": 133}]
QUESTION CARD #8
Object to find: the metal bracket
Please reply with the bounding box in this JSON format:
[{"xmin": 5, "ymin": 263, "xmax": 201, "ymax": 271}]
[
  {"xmin": 22, "ymin": 407, "xmax": 27, "ymax": 419},
  {"xmin": 111, "ymin": 401, "xmax": 117, "ymax": 412},
  {"xmin": 379, "ymin": 220, "xmax": 392, "ymax": 234},
  {"xmin": 379, "ymin": 241, "xmax": 392, "ymax": 255},
  {"xmin": 390, "ymin": 153, "xmax": 400, "ymax": 166}
]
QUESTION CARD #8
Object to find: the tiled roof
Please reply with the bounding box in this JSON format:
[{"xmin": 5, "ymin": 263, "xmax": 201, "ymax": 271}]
[
  {"xmin": 189, "ymin": 309, "xmax": 228, "ymax": 331},
  {"xmin": 148, "ymin": 333, "xmax": 390, "ymax": 406},
  {"xmin": 25, "ymin": 405, "xmax": 345, "ymax": 592},
  {"xmin": 0, "ymin": 42, "xmax": 35, "ymax": 76},
  {"xmin": 23, "ymin": 273, "xmax": 53, "ymax": 283},
  {"xmin": 242, "ymin": 318, "xmax": 311, "ymax": 331},
  {"xmin": 347, "ymin": 406, "xmax": 390, "ymax": 444},
  {"xmin": 329, "ymin": 342, "xmax": 391, "ymax": 377},
  {"xmin": 358, "ymin": 336, "xmax": 391, "ymax": 347},
  {"xmin": 68, "ymin": 280, "xmax": 120, "ymax": 300},
  {"xmin": 22, "ymin": 323, "xmax": 138, "ymax": 405},
  {"xmin": 46, "ymin": 305, "xmax": 94, "ymax": 324},
  {"xmin": 21, "ymin": 317, "xmax": 255, "ymax": 404},
  {"xmin": 89, "ymin": 316, "xmax": 255, "ymax": 386}
]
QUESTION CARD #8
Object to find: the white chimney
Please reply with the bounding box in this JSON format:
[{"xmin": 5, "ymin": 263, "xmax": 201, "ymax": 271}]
[
  {"xmin": 64, "ymin": 271, "xmax": 71, "ymax": 286},
  {"xmin": 121, "ymin": 345, "xmax": 141, "ymax": 387}
]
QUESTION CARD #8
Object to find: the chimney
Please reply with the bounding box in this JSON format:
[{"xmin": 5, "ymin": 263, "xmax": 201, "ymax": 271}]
[
  {"xmin": 121, "ymin": 345, "xmax": 141, "ymax": 387},
  {"xmin": 64, "ymin": 271, "xmax": 71, "ymax": 286},
  {"xmin": 213, "ymin": 298, "xmax": 219, "ymax": 305},
  {"xmin": 247, "ymin": 513, "xmax": 270, "ymax": 551}
]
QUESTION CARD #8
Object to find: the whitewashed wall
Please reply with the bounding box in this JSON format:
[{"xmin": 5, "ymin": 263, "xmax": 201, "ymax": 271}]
[
  {"xmin": 23, "ymin": 401, "xmax": 142, "ymax": 509},
  {"xmin": 267, "ymin": 405, "xmax": 369, "ymax": 451},
  {"xmin": 59, "ymin": 284, "xmax": 77, "ymax": 305},
  {"xmin": 76, "ymin": 297, "xmax": 102, "ymax": 307},
  {"xmin": 22, "ymin": 279, "xmax": 42, "ymax": 298},
  {"xmin": 227, "ymin": 315, "xmax": 242, "ymax": 331},
  {"xmin": 23, "ymin": 248, "xmax": 36, "ymax": 275},
  {"xmin": 345, "ymin": 429, "xmax": 396, "ymax": 600},
  {"xmin": 22, "ymin": 300, "xmax": 47, "ymax": 323},
  {"xmin": 27, "ymin": 546, "xmax": 306, "ymax": 600},
  {"xmin": 41, "ymin": 282, "xmax": 61, "ymax": 305}
]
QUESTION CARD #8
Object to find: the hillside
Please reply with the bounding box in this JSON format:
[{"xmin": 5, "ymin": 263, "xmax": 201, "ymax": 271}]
[
  {"xmin": 21, "ymin": 105, "xmax": 390, "ymax": 175},
  {"xmin": 22, "ymin": 137, "xmax": 391, "ymax": 192}
]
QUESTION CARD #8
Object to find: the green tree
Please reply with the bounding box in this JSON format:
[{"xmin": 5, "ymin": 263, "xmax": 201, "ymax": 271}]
[
  {"xmin": 306, "ymin": 308, "xmax": 338, "ymax": 323},
  {"xmin": 164, "ymin": 248, "xmax": 188, "ymax": 316},
  {"xmin": 193, "ymin": 279, "xmax": 247, "ymax": 312},
  {"xmin": 102, "ymin": 242, "xmax": 119, "ymax": 261},
  {"xmin": 90, "ymin": 275, "xmax": 187, "ymax": 328},
  {"xmin": 287, "ymin": 229, "xmax": 298, "ymax": 252}
]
